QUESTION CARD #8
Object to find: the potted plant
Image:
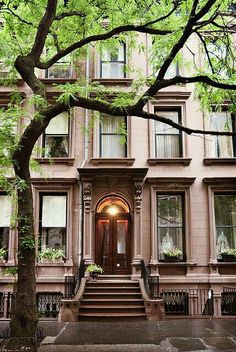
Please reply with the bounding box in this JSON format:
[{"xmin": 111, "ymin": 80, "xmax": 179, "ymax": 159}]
[
  {"xmin": 163, "ymin": 248, "xmax": 183, "ymax": 262},
  {"xmin": 0, "ymin": 248, "xmax": 7, "ymax": 263},
  {"xmin": 38, "ymin": 248, "xmax": 65, "ymax": 263},
  {"xmin": 86, "ymin": 263, "xmax": 103, "ymax": 279},
  {"xmin": 220, "ymin": 249, "xmax": 236, "ymax": 262}
]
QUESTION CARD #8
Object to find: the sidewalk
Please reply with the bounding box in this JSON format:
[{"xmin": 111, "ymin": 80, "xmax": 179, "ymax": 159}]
[{"xmin": 36, "ymin": 319, "xmax": 236, "ymax": 351}]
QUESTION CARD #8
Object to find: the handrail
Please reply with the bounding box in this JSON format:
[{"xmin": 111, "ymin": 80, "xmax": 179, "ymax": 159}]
[
  {"xmin": 141, "ymin": 260, "xmax": 159, "ymax": 299},
  {"xmin": 64, "ymin": 259, "xmax": 85, "ymax": 298}
]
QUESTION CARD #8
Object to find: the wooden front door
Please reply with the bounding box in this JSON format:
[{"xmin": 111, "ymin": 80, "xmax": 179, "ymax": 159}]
[{"xmin": 96, "ymin": 214, "xmax": 131, "ymax": 274}]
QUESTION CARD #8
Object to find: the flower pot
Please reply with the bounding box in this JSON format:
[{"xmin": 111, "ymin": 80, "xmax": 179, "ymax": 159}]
[
  {"xmin": 90, "ymin": 272, "xmax": 99, "ymax": 280},
  {"xmin": 221, "ymin": 254, "xmax": 236, "ymax": 262},
  {"xmin": 164, "ymin": 255, "xmax": 180, "ymax": 262}
]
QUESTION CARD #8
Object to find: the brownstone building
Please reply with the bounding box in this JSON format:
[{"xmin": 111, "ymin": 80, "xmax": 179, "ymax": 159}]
[{"xmin": 0, "ymin": 35, "xmax": 235, "ymax": 319}]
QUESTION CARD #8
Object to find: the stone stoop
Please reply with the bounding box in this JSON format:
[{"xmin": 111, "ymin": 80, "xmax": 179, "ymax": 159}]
[{"xmin": 78, "ymin": 275, "xmax": 146, "ymax": 321}]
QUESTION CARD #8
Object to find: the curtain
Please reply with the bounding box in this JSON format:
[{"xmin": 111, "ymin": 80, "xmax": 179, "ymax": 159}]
[
  {"xmin": 0, "ymin": 195, "xmax": 11, "ymax": 227},
  {"xmin": 45, "ymin": 112, "xmax": 69, "ymax": 134},
  {"xmin": 42, "ymin": 195, "xmax": 67, "ymax": 227},
  {"xmin": 208, "ymin": 112, "xmax": 233, "ymax": 157}
]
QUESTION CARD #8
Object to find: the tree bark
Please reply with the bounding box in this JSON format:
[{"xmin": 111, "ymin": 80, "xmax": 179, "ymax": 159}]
[{"xmin": 10, "ymin": 161, "xmax": 38, "ymax": 339}]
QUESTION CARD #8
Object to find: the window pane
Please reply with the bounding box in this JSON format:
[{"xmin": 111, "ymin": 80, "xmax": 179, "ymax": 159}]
[
  {"xmin": 101, "ymin": 135, "xmax": 126, "ymax": 157},
  {"xmin": 0, "ymin": 227, "xmax": 9, "ymax": 258},
  {"xmin": 42, "ymin": 195, "xmax": 67, "ymax": 227},
  {"xmin": 45, "ymin": 113, "xmax": 69, "ymax": 134},
  {"xmin": 41, "ymin": 227, "xmax": 66, "ymax": 252},
  {"xmin": 101, "ymin": 115, "xmax": 125, "ymax": 133},
  {"xmin": 155, "ymin": 135, "xmax": 180, "ymax": 158},
  {"xmin": 101, "ymin": 62, "xmax": 125, "ymax": 78},
  {"xmin": 215, "ymin": 195, "xmax": 236, "ymax": 256},
  {"xmin": 157, "ymin": 195, "xmax": 184, "ymax": 260},
  {"xmin": 44, "ymin": 136, "xmax": 69, "ymax": 157},
  {"xmin": 0, "ymin": 196, "xmax": 11, "ymax": 227},
  {"xmin": 207, "ymin": 112, "xmax": 233, "ymax": 157},
  {"xmin": 154, "ymin": 110, "xmax": 181, "ymax": 157}
]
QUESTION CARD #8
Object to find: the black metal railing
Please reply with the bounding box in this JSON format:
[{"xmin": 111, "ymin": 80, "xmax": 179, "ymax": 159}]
[
  {"xmin": 160, "ymin": 289, "xmax": 214, "ymax": 316},
  {"xmin": 141, "ymin": 260, "xmax": 159, "ymax": 299},
  {"xmin": 64, "ymin": 259, "xmax": 85, "ymax": 298},
  {"xmin": 0, "ymin": 292, "xmax": 14, "ymax": 318},
  {"xmin": 221, "ymin": 287, "xmax": 236, "ymax": 316},
  {"xmin": 36, "ymin": 292, "xmax": 62, "ymax": 318}
]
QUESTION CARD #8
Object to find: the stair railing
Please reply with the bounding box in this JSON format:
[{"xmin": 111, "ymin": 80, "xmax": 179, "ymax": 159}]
[
  {"xmin": 64, "ymin": 259, "xmax": 85, "ymax": 299},
  {"xmin": 141, "ymin": 260, "xmax": 159, "ymax": 299}
]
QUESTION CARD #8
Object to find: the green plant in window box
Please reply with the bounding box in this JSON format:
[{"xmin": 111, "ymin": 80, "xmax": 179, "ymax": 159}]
[
  {"xmin": 0, "ymin": 248, "xmax": 7, "ymax": 263},
  {"xmin": 163, "ymin": 248, "xmax": 183, "ymax": 262},
  {"xmin": 220, "ymin": 249, "xmax": 236, "ymax": 262},
  {"xmin": 38, "ymin": 248, "xmax": 65, "ymax": 263},
  {"xmin": 86, "ymin": 263, "xmax": 103, "ymax": 278}
]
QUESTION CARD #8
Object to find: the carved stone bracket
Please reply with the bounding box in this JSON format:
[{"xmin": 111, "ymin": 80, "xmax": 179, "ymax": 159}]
[
  {"xmin": 83, "ymin": 182, "xmax": 92, "ymax": 213},
  {"xmin": 134, "ymin": 181, "xmax": 143, "ymax": 211}
]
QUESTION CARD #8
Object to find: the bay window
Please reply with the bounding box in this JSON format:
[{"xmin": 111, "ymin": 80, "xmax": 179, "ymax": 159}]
[
  {"xmin": 100, "ymin": 42, "xmax": 126, "ymax": 78},
  {"xmin": 42, "ymin": 112, "xmax": 69, "ymax": 158},
  {"xmin": 154, "ymin": 109, "xmax": 182, "ymax": 158},
  {"xmin": 0, "ymin": 195, "xmax": 11, "ymax": 260},
  {"xmin": 100, "ymin": 114, "xmax": 127, "ymax": 158},
  {"xmin": 157, "ymin": 194, "xmax": 184, "ymax": 260},
  {"xmin": 214, "ymin": 194, "xmax": 236, "ymax": 258},
  {"xmin": 39, "ymin": 194, "xmax": 67, "ymax": 254}
]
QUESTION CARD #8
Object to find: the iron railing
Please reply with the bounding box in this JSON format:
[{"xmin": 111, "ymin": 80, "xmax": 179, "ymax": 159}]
[
  {"xmin": 221, "ymin": 287, "xmax": 236, "ymax": 316},
  {"xmin": 160, "ymin": 289, "xmax": 214, "ymax": 316},
  {"xmin": 141, "ymin": 260, "xmax": 159, "ymax": 299},
  {"xmin": 0, "ymin": 292, "xmax": 14, "ymax": 318},
  {"xmin": 64, "ymin": 259, "xmax": 85, "ymax": 299},
  {"xmin": 36, "ymin": 292, "xmax": 62, "ymax": 318}
]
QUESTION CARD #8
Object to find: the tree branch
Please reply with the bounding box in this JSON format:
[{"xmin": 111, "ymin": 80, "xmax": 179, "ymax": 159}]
[
  {"xmin": 36, "ymin": 24, "xmax": 171, "ymax": 69},
  {"xmin": 54, "ymin": 11, "xmax": 85, "ymax": 20},
  {"xmin": 167, "ymin": 75, "xmax": 236, "ymax": 90}
]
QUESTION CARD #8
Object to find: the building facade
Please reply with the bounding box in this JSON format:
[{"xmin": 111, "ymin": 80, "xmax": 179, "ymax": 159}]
[{"xmin": 0, "ymin": 34, "xmax": 235, "ymax": 318}]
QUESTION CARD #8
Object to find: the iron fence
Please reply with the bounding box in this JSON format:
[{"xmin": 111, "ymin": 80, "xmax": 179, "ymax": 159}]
[
  {"xmin": 0, "ymin": 292, "xmax": 14, "ymax": 318},
  {"xmin": 221, "ymin": 287, "xmax": 236, "ymax": 316},
  {"xmin": 141, "ymin": 260, "xmax": 159, "ymax": 299},
  {"xmin": 160, "ymin": 289, "xmax": 214, "ymax": 316},
  {"xmin": 36, "ymin": 292, "xmax": 62, "ymax": 318}
]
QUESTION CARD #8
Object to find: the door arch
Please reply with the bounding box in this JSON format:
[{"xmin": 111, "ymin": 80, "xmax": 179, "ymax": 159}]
[{"xmin": 95, "ymin": 196, "xmax": 131, "ymax": 275}]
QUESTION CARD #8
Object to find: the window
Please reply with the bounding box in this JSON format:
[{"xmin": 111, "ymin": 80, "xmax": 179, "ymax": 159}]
[
  {"xmin": 0, "ymin": 195, "xmax": 11, "ymax": 260},
  {"xmin": 45, "ymin": 55, "xmax": 71, "ymax": 79},
  {"xmin": 157, "ymin": 194, "xmax": 184, "ymax": 260},
  {"xmin": 207, "ymin": 111, "xmax": 235, "ymax": 157},
  {"xmin": 42, "ymin": 112, "xmax": 69, "ymax": 158},
  {"xmin": 99, "ymin": 114, "xmax": 127, "ymax": 158},
  {"xmin": 100, "ymin": 42, "xmax": 126, "ymax": 78},
  {"xmin": 214, "ymin": 194, "xmax": 236, "ymax": 258},
  {"xmin": 39, "ymin": 194, "xmax": 67, "ymax": 253},
  {"xmin": 154, "ymin": 109, "xmax": 182, "ymax": 158}
]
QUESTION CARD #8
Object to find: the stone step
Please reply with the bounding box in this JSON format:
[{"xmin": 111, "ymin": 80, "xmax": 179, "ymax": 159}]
[
  {"xmin": 79, "ymin": 305, "xmax": 145, "ymax": 313},
  {"xmin": 83, "ymin": 292, "xmax": 143, "ymax": 299},
  {"xmin": 82, "ymin": 299, "xmax": 144, "ymax": 306},
  {"xmin": 85, "ymin": 287, "xmax": 141, "ymax": 293}
]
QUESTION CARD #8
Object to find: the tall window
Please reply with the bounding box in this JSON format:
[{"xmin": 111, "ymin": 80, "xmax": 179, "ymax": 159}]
[
  {"xmin": 42, "ymin": 112, "xmax": 69, "ymax": 158},
  {"xmin": 100, "ymin": 42, "xmax": 126, "ymax": 78},
  {"xmin": 214, "ymin": 194, "xmax": 236, "ymax": 258},
  {"xmin": 0, "ymin": 195, "xmax": 11, "ymax": 260},
  {"xmin": 39, "ymin": 194, "xmax": 67, "ymax": 253},
  {"xmin": 154, "ymin": 109, "xmax": 182, "ymax": 158},
  {"xmin": 45, "ymin": 55, "xmax": 71, "ymax": 79},
  {"xmin": 100, "ymin": 114, "xmax": 127, "ymax": 158},
  {"xmin": 207, "ymin": 112, "xmax": 235, "ymax": 157},
  {"xmin": 157, "ymin": 194, "xmax": 184, "ymax": 260}
]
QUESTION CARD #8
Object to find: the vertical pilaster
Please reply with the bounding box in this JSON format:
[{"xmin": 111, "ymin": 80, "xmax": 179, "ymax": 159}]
[
  {"xmin": 132, "ymin": 181, "xmax": 144, "ymax": 276},
  {"xmin": 82, "ymin": 181, "xmax": 94, "ymax": 264}
]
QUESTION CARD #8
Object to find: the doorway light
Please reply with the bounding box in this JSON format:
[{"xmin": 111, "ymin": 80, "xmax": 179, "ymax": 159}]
[{"xmin": 108, "ymin": 205, "xmax": 119, "ymax": 216}]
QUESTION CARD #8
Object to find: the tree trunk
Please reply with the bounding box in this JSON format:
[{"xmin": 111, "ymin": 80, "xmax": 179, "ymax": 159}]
[{"xmin": 10, "ymin": 162, "xmax": 38, "ymax": 339}]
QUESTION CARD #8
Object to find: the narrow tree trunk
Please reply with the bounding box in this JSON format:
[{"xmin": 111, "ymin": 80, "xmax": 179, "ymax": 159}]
[{"xmin": 10, "ymin": 163, "xmax": 38, "ymax": 339}]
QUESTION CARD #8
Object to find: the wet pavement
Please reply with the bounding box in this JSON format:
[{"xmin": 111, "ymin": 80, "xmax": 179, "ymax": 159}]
[
  {"xmin": 39, "ymin": 319, "xmax": 236, "ymax": 351},
  {"xmin": 1, "ymin": 319, "xmax": 236, "ymax": 351}
]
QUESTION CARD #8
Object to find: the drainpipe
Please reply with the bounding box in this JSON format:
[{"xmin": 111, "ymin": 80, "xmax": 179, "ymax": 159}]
[{"xmin": 78, "ymin": 45, "xmax": 90, "ymax": 267}]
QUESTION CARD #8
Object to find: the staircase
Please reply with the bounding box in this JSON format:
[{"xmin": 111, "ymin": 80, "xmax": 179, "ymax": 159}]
[{"xmin": 78, "ymin": 275, "xmax": 146, "ymax": 321}]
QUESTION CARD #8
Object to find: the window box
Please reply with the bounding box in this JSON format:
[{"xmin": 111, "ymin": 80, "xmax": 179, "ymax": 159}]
[{"xmin": 221, "ymin": 254, "xmax": 236, "ymax": 262}]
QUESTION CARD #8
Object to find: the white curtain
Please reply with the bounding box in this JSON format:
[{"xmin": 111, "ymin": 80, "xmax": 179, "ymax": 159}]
[
  {"xmin": 155, "ymin": 111, "xmax": 180, "ymax": 157},
  {"xmin": 42, "ymin": 195, "xmax": 67, "ymax": 228},
  {"xmin": 0, "ymin": 195, "xmax": 11, "ymax": 227},
  {"xmin": 208, "ymin": 112, "xmax": 233, "ymax": 157},
  {"xmin": 100, "ymin": 115, "xmax": 126, "ymax": 157},
  {"xmin": 45, "ymin": 112, "xmax": 69, "ymax": 134}
]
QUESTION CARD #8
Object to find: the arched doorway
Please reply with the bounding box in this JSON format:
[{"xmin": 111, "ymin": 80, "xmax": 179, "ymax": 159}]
[{"xmin": 95, "ymin": 196, "xmax": 131, "ymax": 275}]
